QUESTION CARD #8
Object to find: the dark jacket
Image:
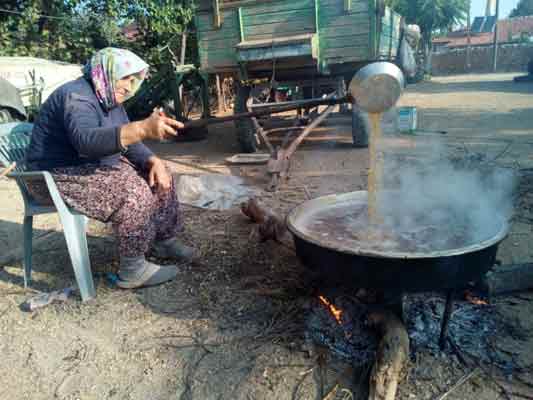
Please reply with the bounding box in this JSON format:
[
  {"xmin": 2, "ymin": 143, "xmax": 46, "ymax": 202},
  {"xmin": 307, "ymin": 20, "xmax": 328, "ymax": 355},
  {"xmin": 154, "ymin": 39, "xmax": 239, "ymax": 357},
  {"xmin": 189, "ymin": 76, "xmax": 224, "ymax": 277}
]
[{"xmin": 26, "ymin": 77, "xmax": 153, "ymax": 171}]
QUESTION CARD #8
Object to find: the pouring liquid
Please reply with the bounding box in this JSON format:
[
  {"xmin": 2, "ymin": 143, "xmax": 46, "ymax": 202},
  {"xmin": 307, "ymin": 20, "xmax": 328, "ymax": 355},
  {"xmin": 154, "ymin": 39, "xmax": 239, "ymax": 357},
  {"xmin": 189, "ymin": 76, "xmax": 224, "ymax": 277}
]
[{"xmin": 367, "ymin": 112, "xmax": 383, "ymax": 224}]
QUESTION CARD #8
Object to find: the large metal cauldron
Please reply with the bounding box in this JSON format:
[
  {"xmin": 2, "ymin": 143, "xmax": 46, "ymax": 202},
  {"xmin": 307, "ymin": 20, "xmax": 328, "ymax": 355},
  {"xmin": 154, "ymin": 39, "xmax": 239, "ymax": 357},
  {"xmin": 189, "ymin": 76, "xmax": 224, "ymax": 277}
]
[{"xmin": 287, "ymin": 191, "xmax": 509, "ymax": 292}]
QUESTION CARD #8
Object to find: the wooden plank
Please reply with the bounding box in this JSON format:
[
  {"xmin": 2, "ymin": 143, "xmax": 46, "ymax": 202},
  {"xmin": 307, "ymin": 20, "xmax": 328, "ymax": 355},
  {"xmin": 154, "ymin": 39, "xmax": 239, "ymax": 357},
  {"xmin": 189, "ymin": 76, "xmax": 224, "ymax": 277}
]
[
  {"xmin": 243, "ymin": 19, "xmax": 315, "ymax": 37},
  {"xmin": 237, "ymin": 43, "xmax": 312, "ymax": 61},
  {"xmin": 319, "ymin": 0, "xmax": 367, "ymax": 6},
  {"xmin": 321, "ymin": 33, "xmax": 369, "ymax": 48},
  {"xmin": 369, "ymin": 0, "xmax": 377, "ymax": 58},
  {"xmin": 220, "ymin": 0, "xmax": 286, "ymax": 10},
  {"xmin": 213, "ymin": 0, "xmax": 222, "ymax": 27},
  {"xmin": 196, "ymin": 11, "xmax": 238, "ymax": 30},
  {"xmin": 245, "ymin": 30, "xmax": 313, "ymax": 42},
  {"xmin": 199, "ymin": 49, "xmax": 238, "ymax": 66},
  {"xmin": 197, "ymin": 29, "xmax": 240, "ymax": 41},
  {"xmin": 319, "ymin": 12, "xmax": 370, "ymax": 27},
  {"xmin": 319, "ymin": 3, "xmax": 368, "ymax": 16},
  {"xmin": 243, "ymin": 8, "xmax": 314, "ymax": 25},
  {"xmin": 314, "ymin": 0, "xmax": 321, "ymax": 64},
  {"xmin": 198, "ymin": 38, "xmax": 239, "ymax": 50},
  {"xmin": 344, "ymin": 0, "xmax": 351, "ymax": 12},
  {"xmin": 238, "ymin": 7, "xmax": 244, "ymax": 41},
  {"xmin": 319, "ymin": 24, "xmax": 370, "ymax": 38},
  {"xmin": 322, "ymin": 45, "xmax": 370, "ymax": 58},
  {"xmin": 240, "ymin": 0, "xmax": 313, "ymax": 16}
]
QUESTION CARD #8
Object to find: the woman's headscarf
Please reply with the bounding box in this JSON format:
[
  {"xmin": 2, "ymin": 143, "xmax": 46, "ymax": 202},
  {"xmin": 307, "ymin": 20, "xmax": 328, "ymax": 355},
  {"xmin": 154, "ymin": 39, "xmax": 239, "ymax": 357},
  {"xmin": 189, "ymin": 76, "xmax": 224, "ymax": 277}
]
[{"xmin": 83, "ymin": 47, "xmax": 149, "ymax": 110}]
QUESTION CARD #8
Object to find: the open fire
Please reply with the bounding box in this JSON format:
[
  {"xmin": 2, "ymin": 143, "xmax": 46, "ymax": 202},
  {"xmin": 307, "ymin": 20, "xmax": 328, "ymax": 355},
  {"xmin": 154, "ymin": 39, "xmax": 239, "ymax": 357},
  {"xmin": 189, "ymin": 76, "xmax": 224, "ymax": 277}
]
[
  {"xmin": 318, "ymin": 295, "xmax": 343, "ymax": 324},
  {"xmin": 307, "ymin": 290, "xmax": 524, "ymax": 371}
]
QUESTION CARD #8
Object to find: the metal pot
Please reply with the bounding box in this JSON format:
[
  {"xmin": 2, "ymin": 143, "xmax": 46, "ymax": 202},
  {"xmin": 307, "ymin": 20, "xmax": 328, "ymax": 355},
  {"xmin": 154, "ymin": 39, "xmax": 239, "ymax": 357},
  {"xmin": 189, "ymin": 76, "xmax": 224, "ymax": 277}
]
[
  {"xmin": 286, "ymin": 191, "xmax": 509, "ymax": 292},
  {"xmin": 348, "ymin": 62, "xmax": 405, "ymax": 113}
]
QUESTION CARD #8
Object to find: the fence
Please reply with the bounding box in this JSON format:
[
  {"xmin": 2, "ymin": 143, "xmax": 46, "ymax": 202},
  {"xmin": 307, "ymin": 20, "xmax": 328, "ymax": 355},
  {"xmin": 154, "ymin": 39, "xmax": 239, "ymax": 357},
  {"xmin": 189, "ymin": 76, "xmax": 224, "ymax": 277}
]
[{"xmin": 431, "ymin": 43, "xmax": 533, "ymax": 75}]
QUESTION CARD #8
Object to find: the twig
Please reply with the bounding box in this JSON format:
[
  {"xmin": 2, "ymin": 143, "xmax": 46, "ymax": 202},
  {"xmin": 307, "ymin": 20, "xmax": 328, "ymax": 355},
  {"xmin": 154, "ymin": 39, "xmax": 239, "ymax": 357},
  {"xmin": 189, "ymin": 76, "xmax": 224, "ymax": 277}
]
[
  {"xmin": 448, "ymin": 339, "xmax": 512, "ymax": 400},
  {"xmin": 509, "ymin": 391, "xmax": 533, "ymax": 400},
  {"xmin": 0, "ymin": 162, "xmax": 16, "ymax": 178},
  {"xmin": 434, "ymin": 369, "xmax": 479, "ymax": 400},
  {"xmin": 292, "ymin": 367, "xmax": 313, "ymax": 400},
  {"xmin": 323, "ymin": 383, "xmax": 339, "ymax": 400},
  {"xmin": 491, "ymin": 142, "xmax": 513, "ymax": 163}
]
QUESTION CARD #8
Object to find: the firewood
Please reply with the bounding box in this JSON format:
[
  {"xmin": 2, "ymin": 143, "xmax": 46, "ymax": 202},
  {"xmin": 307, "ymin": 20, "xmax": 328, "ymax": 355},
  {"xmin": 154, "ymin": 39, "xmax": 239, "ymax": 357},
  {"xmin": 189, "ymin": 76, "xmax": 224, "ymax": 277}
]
[
  {"xmin": 241, "ymin": 198, "xmax": 267, "ymax": 224},
  {"xmin": 241, "ymin": 198, "xmax": 288, "ymax": 242},
  {"xmin": 367, "ymin": 310, "xmax": 410, "ymax": 400}
]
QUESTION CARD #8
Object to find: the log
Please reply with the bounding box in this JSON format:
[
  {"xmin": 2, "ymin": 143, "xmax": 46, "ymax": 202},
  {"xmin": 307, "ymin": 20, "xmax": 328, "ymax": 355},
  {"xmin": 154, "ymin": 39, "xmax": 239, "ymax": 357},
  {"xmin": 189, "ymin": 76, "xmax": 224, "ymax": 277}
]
[
  {"xmin": 481, "ymin": 263, "xmax": 533, "ymax": 296},
  {"xmin": 240, "ymin": 198, "xmax": 287, "ymax": 242},
  {"xmin": 367, "ymin": 310, "xmax": 410, "ymax": 400}
]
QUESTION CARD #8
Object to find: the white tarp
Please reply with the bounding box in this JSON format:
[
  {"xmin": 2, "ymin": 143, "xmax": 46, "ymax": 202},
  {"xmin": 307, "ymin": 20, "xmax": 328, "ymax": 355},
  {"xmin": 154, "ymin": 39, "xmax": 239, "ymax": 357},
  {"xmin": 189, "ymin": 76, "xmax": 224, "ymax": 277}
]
[
  {"xmin": 177, "ymin": 174, "xmax": 257, "ymax": 210},
  {"xmin": 0, "ymin": 57, "xmax": 83, "ymax": 106}
]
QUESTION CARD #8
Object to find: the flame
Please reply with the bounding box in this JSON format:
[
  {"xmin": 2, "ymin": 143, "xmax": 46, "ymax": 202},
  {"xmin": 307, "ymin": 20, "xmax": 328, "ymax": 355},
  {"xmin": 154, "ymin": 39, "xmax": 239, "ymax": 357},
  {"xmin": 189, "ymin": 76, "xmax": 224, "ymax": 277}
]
[
  {"xmin": 464, "ymin": 291, "xmax": 489, "ymax": 306},
  {"xmin": 318, "ymin": 295, "xmax": 343, "ymax": 324}
]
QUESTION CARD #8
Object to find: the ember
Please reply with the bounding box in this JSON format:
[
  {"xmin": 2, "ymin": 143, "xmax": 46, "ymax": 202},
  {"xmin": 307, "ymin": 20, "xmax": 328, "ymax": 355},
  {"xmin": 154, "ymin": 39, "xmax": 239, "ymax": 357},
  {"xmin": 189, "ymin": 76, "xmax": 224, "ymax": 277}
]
[{"xmin": 318, "ymin": 295, "xmax": 343, "ymax": 324}]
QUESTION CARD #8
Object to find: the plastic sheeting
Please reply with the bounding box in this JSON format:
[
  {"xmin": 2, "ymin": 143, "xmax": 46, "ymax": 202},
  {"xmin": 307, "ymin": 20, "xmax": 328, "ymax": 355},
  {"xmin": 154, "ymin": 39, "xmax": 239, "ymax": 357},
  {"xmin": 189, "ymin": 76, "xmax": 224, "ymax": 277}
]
[{"xmin": 177, "ymin": 174, "xmax": 257, "ymax": 210}]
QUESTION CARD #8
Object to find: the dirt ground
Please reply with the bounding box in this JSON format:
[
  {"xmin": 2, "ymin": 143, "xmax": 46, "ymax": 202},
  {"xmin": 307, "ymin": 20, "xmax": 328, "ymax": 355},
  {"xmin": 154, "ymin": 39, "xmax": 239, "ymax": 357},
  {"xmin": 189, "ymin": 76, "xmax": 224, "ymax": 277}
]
[{"xmin": 1, "ymin": 73, "xmax": 533, "ymax": 400}]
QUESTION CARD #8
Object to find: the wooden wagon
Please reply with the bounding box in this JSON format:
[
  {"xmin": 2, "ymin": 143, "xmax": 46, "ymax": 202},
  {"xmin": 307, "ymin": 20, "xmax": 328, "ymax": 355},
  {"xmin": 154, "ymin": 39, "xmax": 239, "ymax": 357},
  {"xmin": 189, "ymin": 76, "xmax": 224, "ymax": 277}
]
[{"xmin": 194, "ymin": 0, "xmax": 403, "ymax": 152}]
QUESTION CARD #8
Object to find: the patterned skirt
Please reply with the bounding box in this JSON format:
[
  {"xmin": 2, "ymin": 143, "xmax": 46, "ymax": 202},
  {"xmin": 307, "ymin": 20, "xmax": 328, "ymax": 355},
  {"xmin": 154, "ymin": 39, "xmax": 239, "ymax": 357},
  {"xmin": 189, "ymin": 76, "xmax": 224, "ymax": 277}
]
[{"xmin": 27, "ymin": 158, "xmax": 183, "ymax": 257}]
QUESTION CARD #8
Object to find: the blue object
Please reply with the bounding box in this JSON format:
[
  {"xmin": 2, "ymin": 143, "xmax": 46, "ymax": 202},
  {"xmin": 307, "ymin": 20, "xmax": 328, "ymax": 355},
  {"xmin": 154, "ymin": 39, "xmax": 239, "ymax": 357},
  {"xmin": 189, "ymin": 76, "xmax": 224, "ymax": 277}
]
[
  {"xmin": 105, "ymin": 272, "xmax": 119, "ymax": 287},
  {"xmin": 0, "ymin": 122, "xmax": 96, "ymax": 301},
  {"xmin": 25, "ymin": 77, "xmax": 153, "ymax": 171}
]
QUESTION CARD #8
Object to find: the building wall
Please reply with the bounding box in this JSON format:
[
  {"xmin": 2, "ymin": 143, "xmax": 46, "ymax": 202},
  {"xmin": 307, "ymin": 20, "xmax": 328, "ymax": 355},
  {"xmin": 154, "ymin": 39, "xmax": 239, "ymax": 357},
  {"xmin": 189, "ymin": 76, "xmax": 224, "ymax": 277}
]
[{"xmin": 431, "ymin": 43, "xmax": 533, "ymax": 75}]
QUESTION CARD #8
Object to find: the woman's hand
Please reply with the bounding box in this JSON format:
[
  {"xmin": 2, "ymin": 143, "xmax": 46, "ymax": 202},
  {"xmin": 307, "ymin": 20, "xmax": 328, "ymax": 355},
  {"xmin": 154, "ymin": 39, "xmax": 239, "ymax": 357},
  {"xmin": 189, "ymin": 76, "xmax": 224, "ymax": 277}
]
[
  {"xmin": 120, "ymin": 109, "xmax": 184, "ymax": 148},
  {"xmin": 147, "ymin": 157, "xmax": 172, "ymax": 191},
  {"xmin": 141, "ymin": 109, "xmax": 184, "ymax": 141}
]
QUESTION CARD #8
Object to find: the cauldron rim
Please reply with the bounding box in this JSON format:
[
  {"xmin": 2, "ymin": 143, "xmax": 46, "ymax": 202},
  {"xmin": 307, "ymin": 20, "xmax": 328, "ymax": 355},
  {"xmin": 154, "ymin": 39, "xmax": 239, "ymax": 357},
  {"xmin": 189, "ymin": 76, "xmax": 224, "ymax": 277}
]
[{"xmin": 286, "ymin": 191, "xmax": 510, "ymax": 260}]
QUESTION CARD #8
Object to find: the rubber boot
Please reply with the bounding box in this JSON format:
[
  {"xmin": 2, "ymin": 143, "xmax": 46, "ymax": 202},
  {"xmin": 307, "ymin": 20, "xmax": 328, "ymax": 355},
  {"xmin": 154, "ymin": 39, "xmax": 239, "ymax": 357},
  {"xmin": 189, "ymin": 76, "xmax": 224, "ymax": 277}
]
[
  {"xmin": 151, "ymin": 238, "xmax": 194, "ymax": 263},
  {"xmin": 117, "ymin": 255, "xmax": 178, "ymax": 289}
]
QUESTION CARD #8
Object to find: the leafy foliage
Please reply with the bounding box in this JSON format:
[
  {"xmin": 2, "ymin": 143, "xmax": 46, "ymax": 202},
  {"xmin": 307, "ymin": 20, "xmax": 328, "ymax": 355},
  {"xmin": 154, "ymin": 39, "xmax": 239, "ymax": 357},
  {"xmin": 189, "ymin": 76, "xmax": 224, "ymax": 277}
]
[
  {"xmin": 509, "ymin": 0, "xmax": 533, "ymax": 18},
  {"xmin": 0, "ymin": 0, "xmax": 197, "ymax": 68},
  {"xmin": 386, "ymin": 0, "xmax": 468, "ymax": 45}
]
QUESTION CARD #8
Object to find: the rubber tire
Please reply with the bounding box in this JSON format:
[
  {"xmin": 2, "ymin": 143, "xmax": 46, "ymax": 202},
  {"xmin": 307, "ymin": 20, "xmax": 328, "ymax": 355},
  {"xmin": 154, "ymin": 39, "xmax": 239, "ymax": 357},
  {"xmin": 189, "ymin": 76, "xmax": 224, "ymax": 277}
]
[
  {"xmin": 234, "ymin": 83, "xmax": 257, "ymax": 153},
  {"xmin": 351, "ymin": 105, "xmax": 369, "ymax": 148}
]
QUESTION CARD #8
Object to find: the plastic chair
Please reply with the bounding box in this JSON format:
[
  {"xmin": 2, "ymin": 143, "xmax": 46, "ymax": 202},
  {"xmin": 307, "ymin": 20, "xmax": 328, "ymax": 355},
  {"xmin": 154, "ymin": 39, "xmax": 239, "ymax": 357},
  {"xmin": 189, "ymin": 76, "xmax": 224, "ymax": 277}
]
[{"xmin": 0, "ymin": 122, "xmax": 96, "ymax": 301}]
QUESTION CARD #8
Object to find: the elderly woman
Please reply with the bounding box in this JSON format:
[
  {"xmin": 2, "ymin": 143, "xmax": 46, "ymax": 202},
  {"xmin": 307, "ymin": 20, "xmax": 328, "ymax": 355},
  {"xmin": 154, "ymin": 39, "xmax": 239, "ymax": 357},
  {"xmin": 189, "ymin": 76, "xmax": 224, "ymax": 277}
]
[{"xmin": 26, "ymin": 47, "xmax": 192, "ymax": 289}]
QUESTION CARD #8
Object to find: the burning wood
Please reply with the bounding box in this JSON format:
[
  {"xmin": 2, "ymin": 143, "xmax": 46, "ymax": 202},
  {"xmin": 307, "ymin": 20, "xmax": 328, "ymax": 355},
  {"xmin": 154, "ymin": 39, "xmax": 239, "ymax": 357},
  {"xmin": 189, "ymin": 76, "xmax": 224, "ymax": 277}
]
[
  {"xmin": 318, "ymin": 295, "xmax": 343, "ymax": 324},
  {"xmin": 464, "ymin": 290, "xmax": 489, "ymax": 306}
]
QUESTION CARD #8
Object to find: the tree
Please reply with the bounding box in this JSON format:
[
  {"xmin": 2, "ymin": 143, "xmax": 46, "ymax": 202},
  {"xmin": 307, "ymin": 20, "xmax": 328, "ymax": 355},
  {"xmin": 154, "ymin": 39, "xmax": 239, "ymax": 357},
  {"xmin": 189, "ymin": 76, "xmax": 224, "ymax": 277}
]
[
  {"xmin": 386, "ymin": 0, "xmax": 468, "ymax": 73},
  {"xmin": 510, "ymin": 0, "xmax": 533, "ymax": 17},
  {"xmin": 0, "ymin": 0, "xmax": 197, "ymax": 68}
]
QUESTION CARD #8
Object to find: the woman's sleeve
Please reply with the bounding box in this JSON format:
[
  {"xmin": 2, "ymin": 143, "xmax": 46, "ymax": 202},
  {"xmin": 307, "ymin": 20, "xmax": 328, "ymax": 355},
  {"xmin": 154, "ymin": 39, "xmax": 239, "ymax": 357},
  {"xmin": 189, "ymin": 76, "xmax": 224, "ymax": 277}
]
[
  {"xmin": 124, "ymin": 143, "xmax": 155, "ymax": 170},
  {"xmin": 119, "ymin": 108, "xmax": 154, "ymax": 170},
  {"xmin": 63, "ymin": 93, "xmax": 124, "ymax": 159}
]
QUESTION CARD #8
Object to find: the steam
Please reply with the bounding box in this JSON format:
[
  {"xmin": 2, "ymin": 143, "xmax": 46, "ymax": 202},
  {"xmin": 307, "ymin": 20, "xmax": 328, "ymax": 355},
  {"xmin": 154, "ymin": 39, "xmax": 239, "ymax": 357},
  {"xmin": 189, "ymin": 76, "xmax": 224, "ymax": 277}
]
[{"xmin": 378, "ymin": 141, "xmax": 516, "ymax": 248}]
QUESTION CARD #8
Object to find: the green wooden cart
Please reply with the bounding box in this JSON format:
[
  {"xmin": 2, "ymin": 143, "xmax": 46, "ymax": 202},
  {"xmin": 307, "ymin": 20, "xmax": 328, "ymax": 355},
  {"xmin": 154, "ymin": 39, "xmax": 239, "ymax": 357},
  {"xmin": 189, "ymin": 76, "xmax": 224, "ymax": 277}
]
[{"xmin": 195, "ymin": 0, "xmax": 403, "ymax": 152}]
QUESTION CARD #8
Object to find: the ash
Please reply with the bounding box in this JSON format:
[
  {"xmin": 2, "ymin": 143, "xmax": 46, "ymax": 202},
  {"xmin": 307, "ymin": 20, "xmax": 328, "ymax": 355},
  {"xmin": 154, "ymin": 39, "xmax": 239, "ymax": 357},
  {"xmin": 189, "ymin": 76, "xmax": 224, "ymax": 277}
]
[
  {"xmin": 306, "ymin": 292, "xmax": 526, "ymax": 371},
  {"xmin": 305, "ymin": 295, "xmax": 378, "ymax": 366},
  {"xmin": 404, "ymin": 294, "xmax": 526, "ymax": 370}
]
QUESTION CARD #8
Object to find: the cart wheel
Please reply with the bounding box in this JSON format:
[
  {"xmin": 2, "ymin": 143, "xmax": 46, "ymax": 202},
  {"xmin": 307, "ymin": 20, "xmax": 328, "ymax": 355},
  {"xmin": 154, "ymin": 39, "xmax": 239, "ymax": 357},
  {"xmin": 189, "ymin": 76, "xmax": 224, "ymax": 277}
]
[
  {"xmin": 352, "ymin": 105, "xmax": 368, "ymax": 148},
  {"xmin": 234, "ymin": 83, "xmax": 257, "ymax": 153}
]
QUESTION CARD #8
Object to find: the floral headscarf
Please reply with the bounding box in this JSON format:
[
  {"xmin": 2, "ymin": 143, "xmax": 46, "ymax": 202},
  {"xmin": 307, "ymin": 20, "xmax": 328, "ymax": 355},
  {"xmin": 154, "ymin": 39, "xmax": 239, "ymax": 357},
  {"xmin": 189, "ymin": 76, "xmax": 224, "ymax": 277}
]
[{"xmin": 83, "ymin": 47, "xmax": 149, "ymax": 110}]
